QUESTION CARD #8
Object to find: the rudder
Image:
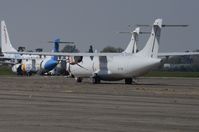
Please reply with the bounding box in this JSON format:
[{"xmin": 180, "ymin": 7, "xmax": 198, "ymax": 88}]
[
  {"xmin": 1, "ymin": 21, "xmax": 17, "ymax": 53},
  {"xmin": 137, "ymin": 19, "xmax": 162, "ymax": 58}
]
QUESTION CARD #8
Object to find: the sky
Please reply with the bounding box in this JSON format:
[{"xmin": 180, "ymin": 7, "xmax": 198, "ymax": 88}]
[{"xmin": 0, "ymin": 0, "xmax": 198, "ymax": 52}]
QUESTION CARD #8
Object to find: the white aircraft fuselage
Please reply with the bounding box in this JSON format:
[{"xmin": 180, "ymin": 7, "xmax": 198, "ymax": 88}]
[{"xmin": 69, "ymin": 54, "xmax": 161, "ymax": 81}]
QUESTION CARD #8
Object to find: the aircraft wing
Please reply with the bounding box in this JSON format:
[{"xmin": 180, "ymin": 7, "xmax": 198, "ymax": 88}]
[
  {"xmin": 158, "ymin": 52, "xmax": 199, "ymax": 57},
  {"xmin": 0, "ymin": 61, "xmax": 16, "ymax": 64},
  {"xmin": 5, "ymin": 52, "xmax": 125, "ymax": 57},
  {"xmin": 0, "ymin": 56, "xmax": 14, "ymax": 59},
  {"xmin": 6, "ymin": 51, "xmax": 199, "ymax": 57}
]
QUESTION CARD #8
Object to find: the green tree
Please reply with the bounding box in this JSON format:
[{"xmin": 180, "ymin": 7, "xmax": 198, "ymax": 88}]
[
  {"xmin": 18, "ymin": 46, "xmax": 26, "ymax": 52},
  {"xmin": 35, "ymin": 48, "xmax": 43, "ymax": 52},
  {"xmin": 61, "ymin": 45, "xmax": 79, "ymax": 53},
  {"xmin": 101, "ymin": 46, "xmax": 123, "ymax": 53}
]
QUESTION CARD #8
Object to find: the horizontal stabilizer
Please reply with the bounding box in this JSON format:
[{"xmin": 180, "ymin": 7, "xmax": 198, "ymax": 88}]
[
  {"xmin": 158, "ymin": 52, "xmax": 199, "ymax": 57},
  {"xmin": 48, "ymin": 41, "xmax": 75, "ymax": 44},
  {"xmin": 136, "ymin": 24, "xmax": 188, "ymax": 27},
  {"xmin": 119, "ymin": 31, "xmax": 150, "ymax": 34}
]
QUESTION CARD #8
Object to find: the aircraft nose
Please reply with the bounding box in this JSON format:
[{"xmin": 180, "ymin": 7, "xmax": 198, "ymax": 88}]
[{"xmin": 44, "ymin": 60, "xmax": 58, "ymax": 71}]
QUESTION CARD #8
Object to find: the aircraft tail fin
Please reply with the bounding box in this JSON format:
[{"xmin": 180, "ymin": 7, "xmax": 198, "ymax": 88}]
[
  {"xmin": 48, "ymin": 38, "xmax": 75, "ymax": 61},
  {"xmin": 51, "ymin": 38, "xmax": 60, "ymax": 61},
  {"xmin": 1, "ymin": 21, "xmax": 17, "ymax": 53},
  {"xmin": 124, "ymin": 27, "xmax": 140, "ymax": 53},
  {"xmin": 137, "ymin": 19, "xmax": 162, "ymax": 58}
]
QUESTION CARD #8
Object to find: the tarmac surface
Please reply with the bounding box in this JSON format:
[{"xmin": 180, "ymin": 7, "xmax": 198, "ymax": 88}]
[{"xmin": 0, "ymin": 76, "xmax": 199, "ymax": 132}]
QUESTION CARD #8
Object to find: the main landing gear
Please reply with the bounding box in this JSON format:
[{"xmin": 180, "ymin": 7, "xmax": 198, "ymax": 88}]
[
  {"xmin": 125, "ymin": 78, "xmax": 132, "ymax": 84},
  {"xmin": 125, "ymin": 78, "xmax": 137, "ymax": 84},
  {"xmin": 76, "ymin": 77, "xmax": 83, "ymax": 83},
  {"xmin": 91, "ymin": 74, "xmax": 101, "ymax": 84}
]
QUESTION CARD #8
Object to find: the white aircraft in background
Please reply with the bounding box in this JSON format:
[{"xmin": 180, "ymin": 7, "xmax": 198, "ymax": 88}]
[
  {"xmin": 7, "ymin": 19, "xmax": 199, "ymax": 84},
  {"xmin": 121, "ymin": 27, "xmax": 152, "ymax": 54},
  {"xmin": 122, "ymin": 27, "xmax": 140, "ymax": 54},
  {"xmin": 1, "ymin": 21, "xmax": 60, "ymax": 75}
]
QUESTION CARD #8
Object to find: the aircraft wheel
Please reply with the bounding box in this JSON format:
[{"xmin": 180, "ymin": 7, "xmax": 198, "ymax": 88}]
[
  {"xmin": 76, "ymin": 77, "xmax": 82, "ymax": 83},
  {"xmin": 125, "ymin": 78, "xmax": 132, "ymax": 84},
  {"xmin": 92, "ymin": 76, "xmax": 101, "ymax": 84}
]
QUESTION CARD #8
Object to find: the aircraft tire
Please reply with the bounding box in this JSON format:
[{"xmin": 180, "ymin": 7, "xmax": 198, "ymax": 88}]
[
  {"xmin": 76, "ymin": 77, "xmax": 82, "ymax": 83},
  {"xmin": 125, "ymin": 78, "xmax": 132, "ymax": 84},
  {"xmin": 92, "ymin": 76, "xmax": 101, "ymax": 84}
]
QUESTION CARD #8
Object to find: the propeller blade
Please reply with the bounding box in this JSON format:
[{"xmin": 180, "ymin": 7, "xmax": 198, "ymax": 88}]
[{"xmin": 76, "ymin": 63, "xmax": 89, "ymax": 70}]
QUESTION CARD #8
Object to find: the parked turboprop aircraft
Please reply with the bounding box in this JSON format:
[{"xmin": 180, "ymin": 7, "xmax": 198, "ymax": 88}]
[
  {"xmin": 1, "ymin": 21, "xmax": 59, "ymax": 75},
  {"xmin": 67, "ymin": 19, "xmax": 163, "ymax": 83},
  {"xmin": 6, "ymin": 19, "xmax": 199, "ymax": 83}
]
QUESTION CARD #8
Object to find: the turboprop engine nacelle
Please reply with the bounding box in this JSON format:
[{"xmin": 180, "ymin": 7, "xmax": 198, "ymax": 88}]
[
  {"xmin": 12, "ymin": 63, "xmax": 33, "ymax": 75},
  {"xmin": 12, "ymin": 64, "xmax": 21, "ymax": 73},
  {"xmin": 40, "ymin": 58, "xmax": 58, "ymax": 72}
]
